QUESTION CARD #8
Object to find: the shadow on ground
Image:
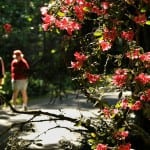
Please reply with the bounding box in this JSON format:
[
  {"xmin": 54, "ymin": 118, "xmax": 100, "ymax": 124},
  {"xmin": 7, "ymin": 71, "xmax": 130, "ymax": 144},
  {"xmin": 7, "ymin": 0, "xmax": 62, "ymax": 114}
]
[
  {"xmin": 0, "ymin": 92, "xmax": 125, "ymax": 150},
  {"xmin": 0, "ymin": 93, "xmax": 98, "ymax": 150},
  {"xmin": 28, "ymin": 93, "xmax": 97, "ymax": 111}
]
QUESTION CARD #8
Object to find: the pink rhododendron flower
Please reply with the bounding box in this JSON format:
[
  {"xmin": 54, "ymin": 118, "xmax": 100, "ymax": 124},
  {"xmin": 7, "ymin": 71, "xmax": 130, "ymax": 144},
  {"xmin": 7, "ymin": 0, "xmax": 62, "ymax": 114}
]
[
  {"xmin": 86, "ymin": 72, "xmax": 100, "ymax": 83},
  {"xmin": 121, "ymin": 98, "xmax": 129, "ymax": 109},
  {"xmin": 113, "ymin": 109, "xmax": 119, "ymax": 114},
  {"xmin": 55, "ymin": 17, "xmax": 81, "ymax": 35},
  {"xmin": 118, "ymin": 143, "xmax": 131, "ymax": 150},
  {"xmin": 71, "ymin": 61, "xmax": 83, "ymax": 70},
  {"xmin": 112, "ymin": 69, "xmax": 128, "ymax": 87},
  {"xmin": 101, "ymin": 2, "xmax": 110, "ymax": 10},
  {"xmin": 133, "ymin": 13, "xmax": 147, "ymax": 25},
  {"xmin": 126, "ymin": 48, "xmax": 141, "ymax": 60},
  {"xmin": 140, "ymin": 89, "xmax": 150, "ymax": 102},
  {"xmin": 71, "ymin": 52, "xmax": 88, "ymax": 70},
  {"xmin": 42, "ymin": 14, "xmax": 56, "ymax": 31},
  {"xmin": 3, "ymin": 23, "xmax": 12, "ymax": 33},
  {"xmin": 134, "ymin": 73, "xmax": 150, "ymax": 85},
  {"xmin": 96, "ymin": 143, "xmax": 107, "ymax": 150},
  {"xmin": 60, "ymin": 6, "xmax": 69, "ymax": 13},
  {"xmin": 130, "ymin": 101, "xmax": 142, "ymax": 111},
  {"xmin": 73, "ymin": 5, "xmax": 85, "ymax": 21},
  {"xmin": 140, "ymin": 52, "xmax": 150, "ymax": 62},
  {"xmin": 76, "ymin": 0, "xmax": 86, "ymax": 5},
  {"xmin": 99, "ymin": 40, "xmax": 112, "ymax": 51},
  {"xmin": 114, "ymin": 131, "xmax": 129, "ymax": 140},
  {"xmin": 55, "ymin": 17, "xmax": 69, "ymax": 30},
  {"xmin": 102, "ymin": 108, "xmax": 118, "ymax": 118},
  {"xmin": 139, "ymin": 52, "xmax": 150, "ymax": 68},
  {"xmin": 102, "ymin": 107, "xmax": 111, "ymax": 118},
  {"xmin": 92, "ymin": 5, "xmax": 106, "ymax": 15},
  {"xmin": 40, "ymin": 6, "xmax": 48, "ymax": 15},
  {"xmin": 121, "ymin": 30, "xmax": 134, "ymax": 41},
  {"xmin": 103, "ymin": 27, "xmax": 117, "ymax": 42},
  {"xmin": 42, "ymin": 23, "xmax": 50, "ymax": 31},
  {"xmin": 64, "ymin": 0, "xmax": 75, "ymax": 5},
  {"xmin": 73, "ymin": 1, "xmax": 93, "ymax": 20},
  {"xmin": 74, "ymin": 52, "xmax": 88, "ymax": 62}
]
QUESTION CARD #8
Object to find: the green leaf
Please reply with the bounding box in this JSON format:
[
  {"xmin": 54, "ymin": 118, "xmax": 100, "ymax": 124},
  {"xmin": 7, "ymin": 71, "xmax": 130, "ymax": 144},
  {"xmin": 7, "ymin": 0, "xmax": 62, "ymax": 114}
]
[
  {"xmin": 57, "ymin": 11, "xmax": 65, "ymax": 17},
  {"xmin": 91, "ymin": 132, "xmax": 96, "ymax": 138},
  {"xmin": 118, "ymin": 127, "xmax": 125, "ymax": 131},
  {"xmin": 91, "ymin": 145, "xmax": 96, "ymax": 150},
  {"xmin": 56, "ymin": 28, "xmax": 60, "ymax": 34},
  {"xmin": 83, "ymin": 7, "xmax": 90, "ymax": 12},
  {"xmin": 88, "ymin": 139, "xmax": 95, "ymax": 145},
  {"xmin": 94, "ymin": 30, "xmax": 102, "ymax": 37},
  {"xmin": 146, "ymin": 20, "xmax": 150, "ymax": 25},
  {"xmin": 140, "ymin": 8, "xmax": 146, "ymax": 13}
]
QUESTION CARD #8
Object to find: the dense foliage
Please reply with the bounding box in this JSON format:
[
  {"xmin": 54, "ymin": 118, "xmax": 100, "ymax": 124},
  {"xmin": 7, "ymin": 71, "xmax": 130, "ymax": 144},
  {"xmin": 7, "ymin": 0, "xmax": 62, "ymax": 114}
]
[
  {"xmin": 0, "ymin": 0, "xmax": 73, "ymax": 96},
  {"xmin": 41, "ymin": 0, "xmax": 150, "ymax": 150}
]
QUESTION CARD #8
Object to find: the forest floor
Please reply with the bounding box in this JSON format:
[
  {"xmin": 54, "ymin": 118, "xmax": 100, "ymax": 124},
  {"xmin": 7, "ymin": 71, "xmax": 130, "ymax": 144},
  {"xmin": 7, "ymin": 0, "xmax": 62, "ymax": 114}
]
[{"xmin": 0, "ymin": 91, "xmax": 131, "ymax": 150}]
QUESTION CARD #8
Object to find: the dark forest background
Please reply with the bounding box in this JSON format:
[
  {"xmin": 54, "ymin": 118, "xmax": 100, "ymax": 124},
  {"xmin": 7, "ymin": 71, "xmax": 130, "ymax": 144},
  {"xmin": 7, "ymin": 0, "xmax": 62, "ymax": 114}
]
[{"xmin": 1, "ymin": 0, "xmax": 150, "ymax": 97}]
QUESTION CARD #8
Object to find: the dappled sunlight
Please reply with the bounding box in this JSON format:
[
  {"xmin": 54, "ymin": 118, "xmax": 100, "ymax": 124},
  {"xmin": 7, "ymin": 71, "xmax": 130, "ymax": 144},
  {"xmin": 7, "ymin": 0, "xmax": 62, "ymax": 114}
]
[
  {"xmin": 0, "ymin": 92, "xmax": 131, "ymax": 149},
  {"xmin": 0, "ymin": 94, "xmax": 98, "ymax": 149}
]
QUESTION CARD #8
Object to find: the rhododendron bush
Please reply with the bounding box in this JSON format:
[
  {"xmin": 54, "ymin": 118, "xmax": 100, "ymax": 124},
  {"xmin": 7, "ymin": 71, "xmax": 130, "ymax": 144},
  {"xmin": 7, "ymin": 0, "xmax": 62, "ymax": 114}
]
[{"xmin": 41, "ymin": 0, "xmax": 150, "ymax": 149}]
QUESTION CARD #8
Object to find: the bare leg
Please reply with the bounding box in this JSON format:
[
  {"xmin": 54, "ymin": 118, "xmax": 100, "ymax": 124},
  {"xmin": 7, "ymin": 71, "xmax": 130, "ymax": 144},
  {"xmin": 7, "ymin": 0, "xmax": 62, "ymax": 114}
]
[
  {"xmin": 0, "ymin": 78, "xmax": 2, "ymax": 85},
  {"xmin": 12, "ymin": 90, "xmax": 19, "ymax": 106},
  {"xmin": 21, "ymin": 89, "xmax": 28, "ymax": 106}
]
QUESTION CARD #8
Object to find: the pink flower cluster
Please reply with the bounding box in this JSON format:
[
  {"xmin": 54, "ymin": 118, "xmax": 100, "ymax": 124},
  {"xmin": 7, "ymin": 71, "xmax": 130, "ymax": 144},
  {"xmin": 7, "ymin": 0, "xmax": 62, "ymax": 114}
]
[
  {"xmin": 71, "ymin": 51, "xmax": 88, "ymax": 70},
  {"xmin": 140, "ymin": 89, "xmax": 150, "ymax": 102},
  {"xmin": 135, "ymin": 73, "xmax": 150, "ymax": 85},
  {"xmin": 41, "ymin": 13, "xmax": 81, "ymax": 35},
  {"xmin": 85, "ymin": 72, "xmax": 100, "ymax": 84},
  {"xmin": 130, "ymin": 101, "xmax": 142, "ymax": 111},
  {"xmin": 112, "ymin": 69, "xmax": 128, "ymax": 88},
  {"xmin": 126, "ymin": 49, "xmax": 150, "ymax": 68},
  {"xmin": 63, "ymin": 0, "xmax": 110, "ymax": 18},
  {"xmin": 121, "ymin": 30, "xmax": 134, "ymax": 42},
  {"xmin": 139, "ymin": 52, "xmax": 150, "ymax": 68},
  {"xmin": 121, "ymin": 98, "xmax": 142, "ymax": 111},
  {"xmin": 96, "ymin": 144, "xmax": 107, "ymax": 150},
  {"xmin": 114, "ymin": 131, "xmax": 129, "ymax": 140},
  {"xmin": 99, "ymin": 40, "xmax": 112, "ymax": 51},
  {"xmin": 102, "ymin": 107, "xmax": 118, "ymax": 118},
  {"xmin": 99, "ymin": 27, "xmax": 117, "ymax": 51},
  {"xmin": 118, "ymin": 143, "xmax": 131, "ymax": 150},
  {"xmin": 133, "ymin": 13, "xmax": 147, "ymax": 25},
  {"xmin": 126, "ymin": 48, "xmax": 141, "ymax": 60},
  {"xmin": 41, "ymin": 0, "xmax": 111, "ymax": 35}
]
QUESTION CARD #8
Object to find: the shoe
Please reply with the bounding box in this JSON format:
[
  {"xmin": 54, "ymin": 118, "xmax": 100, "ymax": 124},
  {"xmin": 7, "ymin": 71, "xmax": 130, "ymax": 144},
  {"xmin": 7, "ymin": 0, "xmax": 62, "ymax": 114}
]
[
  {"xmin": 12, "ymin": 104, "xmax": 16, "ymax": 109},
  {"xmin": 23, "ymin": 106, "xmax": 28, "ymax": 111}
]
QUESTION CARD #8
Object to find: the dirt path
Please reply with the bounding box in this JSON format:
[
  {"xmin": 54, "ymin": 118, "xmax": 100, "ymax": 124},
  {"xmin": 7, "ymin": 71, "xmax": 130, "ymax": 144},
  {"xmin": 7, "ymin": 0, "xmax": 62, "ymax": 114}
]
[
  {"xmin": 0, "ymin": 91, "xmax": 131, "ymax": 149},
  {"xmin": 0, "ymin": 94, "xmax": 98, "ymax": 150}
]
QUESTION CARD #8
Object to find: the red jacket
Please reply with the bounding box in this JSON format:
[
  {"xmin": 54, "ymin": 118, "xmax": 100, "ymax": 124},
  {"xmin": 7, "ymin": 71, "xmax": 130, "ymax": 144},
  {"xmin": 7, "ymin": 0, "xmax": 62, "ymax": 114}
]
[{"xmin": 11, "ymin": 58, "xmax": 30, "ymax": 80}]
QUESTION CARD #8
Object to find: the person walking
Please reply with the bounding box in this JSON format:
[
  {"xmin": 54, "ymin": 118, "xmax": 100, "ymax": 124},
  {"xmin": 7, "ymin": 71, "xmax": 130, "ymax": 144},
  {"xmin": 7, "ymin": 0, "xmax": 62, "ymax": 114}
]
[
  {"xmin": 0, "ymin": 57, "xmax": 5, "ymax": 86},
  {"xmin": 11, "ymin": 50, "xmax": 30, "ymax": 111}
]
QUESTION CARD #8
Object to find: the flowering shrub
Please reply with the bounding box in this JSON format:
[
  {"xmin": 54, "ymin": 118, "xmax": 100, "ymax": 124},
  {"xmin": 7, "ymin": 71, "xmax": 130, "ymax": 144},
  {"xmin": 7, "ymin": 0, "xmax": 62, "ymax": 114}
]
[
  {"xmin": 41, "ymin": 0, "xmax": 150, "ymax": 149},
  {"xmin": 3, "ymin": 23, "xmax": 12, "ymax": 33}
]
